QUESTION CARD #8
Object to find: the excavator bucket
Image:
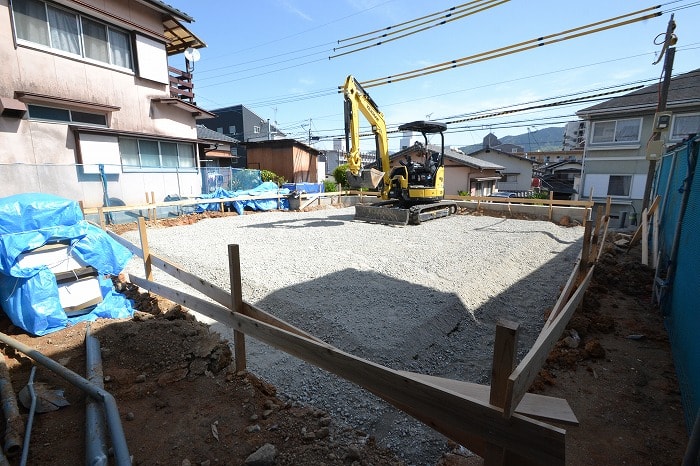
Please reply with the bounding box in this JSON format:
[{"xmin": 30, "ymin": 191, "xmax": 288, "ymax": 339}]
[
  {"xmin": 346, "ymin": 168, "xmax": 384, "ymax": 190},
  {"xmin": 354, "ymin": 203, "xmax": 411, "ymax": 226}
]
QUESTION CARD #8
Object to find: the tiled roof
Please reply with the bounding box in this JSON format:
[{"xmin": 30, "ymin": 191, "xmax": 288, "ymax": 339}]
[
  {"xmin": 197, "ymin": 125, "xmax": 239, "ymax": 143},
  {"xmin": 577, "ymin": 68, "xmax": 700, "ymax": 117}
]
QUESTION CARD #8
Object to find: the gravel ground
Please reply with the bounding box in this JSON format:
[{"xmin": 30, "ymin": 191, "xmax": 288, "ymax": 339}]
[{"xmin": 121, "ymin": 206, "xmax": 583, "ymax": 465}]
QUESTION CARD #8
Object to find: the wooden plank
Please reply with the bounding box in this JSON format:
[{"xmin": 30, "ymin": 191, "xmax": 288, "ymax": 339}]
[
  {"xmin": 491, "ymin": 320, "xmax": 519, "ymax": 407},
  {"xmin": 486, "ymin": 320, "xmax": 520, "ymax": 465},
  {"xmin": 398, "ymin": 372, "xmax": 578, "ymax": 426},
  {"xmin": 103, "ymin": 231, "xmax": 323, "ymax": 343},
  {"xmin": 596, "ymin": 216, "xmax": 611, "ymax": 262},
  {"xmin": 546, "ymin": 255, "xmax": 581, "ymax": 328},
  {"xmin": 229, "ymin": 245, "xmax": 246, "ymax": 372},
  {"xmin": 629, "ymin": 195, "xmax": 660, "ymax": 248},
  {"xmin": 130, "ymin": 276, "xmax": 566, "ymax": 465},
  {"xmin": 579, "ymin": 221, "xmax": 593, "ymax": 275},
  {"xmin": 504, "ymin": 266, "xmax": 595, "ymax": 418},
  {"xmin": 137, "ymin": 217, "xmax": 152, "ymax": 281}
]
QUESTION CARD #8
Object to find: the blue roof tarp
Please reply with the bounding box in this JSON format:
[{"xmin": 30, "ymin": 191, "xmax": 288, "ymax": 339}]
[
  {"xmin": 196, "ymin": 181, "xmax": 290, "ymax": 215},
  {"xmin": 0, "ymin": 193, "xmax": 134, "ymax": 335}
]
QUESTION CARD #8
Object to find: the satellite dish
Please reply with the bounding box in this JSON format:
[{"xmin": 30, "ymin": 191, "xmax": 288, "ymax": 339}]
[{"xmin": 184, "ymin": 47, "xmax": 200, "ymax": 63}]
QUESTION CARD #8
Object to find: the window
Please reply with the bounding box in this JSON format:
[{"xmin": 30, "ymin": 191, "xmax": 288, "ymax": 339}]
[
  {"xmin": 607, "ymin": 175, "xmax": 632, "ymax": 196},
  {"xmin": 119, "ymin": 137, "xmax": 196, "ymax": 171},
  {"xmin": 228, "ymin": 125, "xmax": 236, "ymax": 134},
  {"xmin": 253, "ymin": 126, "xmax": 261, "ymax": 134},
  {"xmin": 671, "ymin": 113, "xmax": 700, "ymax": 141},
  {"xmin": 27, "ymin": 104, "xmax": 107, "ymax": 126},
  {"xmin": 12, "ymin": 0, "xmax": 133, "ymax": 70},
  {"xmin": 590, "ymin": 118, "xmax": 641, "ymax": 144}
]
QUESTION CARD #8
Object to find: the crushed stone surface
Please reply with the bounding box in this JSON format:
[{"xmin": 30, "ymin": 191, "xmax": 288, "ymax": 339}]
[{"xmin": 122, "ymin": 207, "xmax": 583, "ymax": 465}]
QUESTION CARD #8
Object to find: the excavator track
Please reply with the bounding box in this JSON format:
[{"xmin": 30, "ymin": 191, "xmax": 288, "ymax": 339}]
[
  {"xmin": 353, "ymin": 200, "xmax": 458, "ymax": 225},
  {"xmin": 407, "ymin": 201, "xmax": 458, "ymax": 225}
]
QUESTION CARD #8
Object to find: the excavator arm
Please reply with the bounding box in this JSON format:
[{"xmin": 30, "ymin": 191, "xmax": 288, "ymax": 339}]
[{"xmin": 341, "ymin": 75, "xmax": 389, "ymax": 193}]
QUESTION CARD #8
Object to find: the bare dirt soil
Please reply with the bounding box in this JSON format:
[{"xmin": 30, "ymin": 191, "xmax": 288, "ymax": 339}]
[{"xmin": 0, "ymin": 210, "xmax": 688, "ymax": 465}]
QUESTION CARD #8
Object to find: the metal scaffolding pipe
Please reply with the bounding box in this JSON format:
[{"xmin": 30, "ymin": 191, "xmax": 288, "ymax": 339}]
[
  {"xmin": 0, "ymin": 351, "xmax": 23, "ymax": 457},
  {"xmin": 0, "ymin": 332, "xmax": 131, "ymax": 466},
  {"xmin": 85, "ymin": 323, "xmax": 108, "ymax": 466},
  {"xmin": 19, "ymin": 367, "xmax": 36, "ymax": 466}
]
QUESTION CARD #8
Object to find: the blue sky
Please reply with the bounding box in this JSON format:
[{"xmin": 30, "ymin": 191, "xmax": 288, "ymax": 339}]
[{"xmin": 166, "ymin": 0, "xmax": 700, "ymax": 152}]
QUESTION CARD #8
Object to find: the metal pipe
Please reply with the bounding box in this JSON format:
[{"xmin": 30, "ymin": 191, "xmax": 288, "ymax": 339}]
[
  {"xmin": 0, "ymin": 351, "xmax": 23, "ymax": 457},
  {"xmin": 0, "ymin": 332, "xmax": 131, "ymax": 466},
  {"xmin": 19, "ymin": 367, "xmax": 36, "ymax": 466},
  {"xmin": 85, "ymin": 323, "xmax": 108, "ymax": 466}
]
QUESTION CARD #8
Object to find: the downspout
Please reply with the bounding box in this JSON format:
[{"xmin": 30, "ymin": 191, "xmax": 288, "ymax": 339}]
[
  {"xmin": 98, "ymin": 164, "xmax": 113, "ymax": 225},
  {"xmin": 0, "ymin": 333, "xmax": 131, "ymax": 466}
]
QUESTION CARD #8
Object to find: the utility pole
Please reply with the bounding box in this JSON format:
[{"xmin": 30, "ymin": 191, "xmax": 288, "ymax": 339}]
[{"xmin": 642, "ymin": 14, "xmax": 677, "ymax": 210}]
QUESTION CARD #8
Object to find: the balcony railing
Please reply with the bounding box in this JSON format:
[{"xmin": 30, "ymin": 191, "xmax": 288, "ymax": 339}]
[{"xmin": 168, "ymin": 66, "xmax": 194, "ymax": 103}]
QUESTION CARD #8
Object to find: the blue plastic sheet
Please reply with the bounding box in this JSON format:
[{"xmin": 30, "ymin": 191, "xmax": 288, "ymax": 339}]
[
  {"xmin": 196, "ymin": 182, "xmax": 290, "ymax": 215},
  {"xmin": 0, "ymin": 193, "xmax": 134, "ymax": 336}
]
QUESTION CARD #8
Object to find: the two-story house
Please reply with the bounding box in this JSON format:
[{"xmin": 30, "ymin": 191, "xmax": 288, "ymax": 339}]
[
  {"xmin": 0, "ymin": 0, "xmax": 212, "ymax": 206},
  {"xmin": 468, "ymin": 147, "xmax": 536, "ymax": 194},
  {"xmin": 576, "ymin": 68, "xmax": 700, "ymax": 217},
  {"xmin": 201, "ymin": 104, "xmax": 286, "ymax": 169}
]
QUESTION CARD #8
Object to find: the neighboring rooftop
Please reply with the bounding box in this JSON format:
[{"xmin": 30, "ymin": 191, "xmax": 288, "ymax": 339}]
[{"xmin": 577, "ymin": 68, "xmax": 700, "ymax": 117}]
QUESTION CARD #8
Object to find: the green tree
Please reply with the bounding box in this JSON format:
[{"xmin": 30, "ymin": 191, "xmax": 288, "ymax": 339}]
[
  {"xmin": 333, "ymin": 164, "xmax": 349, "ymax": 188},
  {"xmin": 261, "ymin": 169, "xmax": 285, "ymax": 186}
]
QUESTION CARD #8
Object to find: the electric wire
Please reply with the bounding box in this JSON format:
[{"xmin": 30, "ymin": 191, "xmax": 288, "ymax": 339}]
[
  {"xmin": 329, "ymin": 0, "xmax": 508, "ymax": 58},
  {"xmin": 360, "ymin": 5, "xmax": 663, "ymax": 88},
  {"xmin": 337, "ymin": 0, "xmax": 491, "ymax": 43}
]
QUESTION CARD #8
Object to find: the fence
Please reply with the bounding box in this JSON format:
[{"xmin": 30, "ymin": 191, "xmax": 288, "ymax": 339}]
[
  {"xmin": 102, "ymin": 199, "xmax": 613, "ymax": 464},
  {"xmin": 652, "ymin": 135, "xmax": 700, "ymax": 430},
  {"xmin": 0, "ymin": 163, "xmax": 268, "ymax": 223}
]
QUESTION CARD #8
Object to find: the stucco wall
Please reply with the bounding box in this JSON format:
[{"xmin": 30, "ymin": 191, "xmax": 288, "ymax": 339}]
[{"xmin": 0, "ymin": 0, "xmax": 201, "ymax": 207}]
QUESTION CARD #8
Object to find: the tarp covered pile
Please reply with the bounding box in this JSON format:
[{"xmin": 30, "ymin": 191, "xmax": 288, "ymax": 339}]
[
  {"xmin": 0, "ymin": 193, "xmax": 134, "ymax": 335},
  {"xmin": 196, "ymin": 181, "xmax": 289, "ymax": 215}
]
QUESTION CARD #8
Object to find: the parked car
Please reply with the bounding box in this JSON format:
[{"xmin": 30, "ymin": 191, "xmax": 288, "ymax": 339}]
[{"xmin": 490, "ymin": 191, "xmax": 517, "ymax": 198}]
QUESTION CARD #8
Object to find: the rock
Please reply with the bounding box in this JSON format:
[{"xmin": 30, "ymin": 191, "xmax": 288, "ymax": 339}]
[
  {"xmin": 245, "ymin": 424, "xmax": 261, "ymax": 434},
  {"xmin": 345, "ymin": 445, "xmax": 362, "ymax": 461},
  {"xmin": 585, "ymin": 339, "xmax": 605, "ymax": 359},
  {"xmin": 262, "ymin": 409, "xmax": 273, "ymax": 419},
  {"xmin": 316, "ymin": 427, "xmax": 330, "ymax": 439},
  {"xmin": 135, "ymin": 374, "xmax": 146, "ymax": 383},
  {"xmin": 244, "ymin": 443, "xmax": 277, "ymax": 466}
]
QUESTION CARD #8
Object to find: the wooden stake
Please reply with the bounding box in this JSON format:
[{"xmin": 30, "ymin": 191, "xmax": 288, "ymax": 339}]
[
  {"xmin": 228, "ymin": 244, "xmax": 246, "ymax": 372},
  {"xmin": 97, "ymin": 207, "xmax": 106, "ymax": 230},
  {"xmin": 485, "ymin": 320, "xmax": 520, "ymax": 465},
  {"xmin": 137, "ymin": 216, "xmax": 152, "ymax": 281}
]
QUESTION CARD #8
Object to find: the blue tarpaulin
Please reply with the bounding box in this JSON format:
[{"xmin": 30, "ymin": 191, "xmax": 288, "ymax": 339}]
[
  {"xmin": 196, "ymin": 182, "xmax": 290, "ymax": 215},
  {"xmin": 0, "ymin": 193, "xmax": 134, "ymax": 335}
]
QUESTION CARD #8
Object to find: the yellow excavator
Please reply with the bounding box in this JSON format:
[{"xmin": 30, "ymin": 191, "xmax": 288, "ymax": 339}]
[{"xmin": 341, "ymin": 75, "xmax": 458, "ymax": 225}]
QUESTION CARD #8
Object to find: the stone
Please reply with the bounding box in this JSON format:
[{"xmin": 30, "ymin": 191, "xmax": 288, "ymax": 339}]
[{"xmin": 244, "ymin": 443, "xmax": 277, "ymax": 466}]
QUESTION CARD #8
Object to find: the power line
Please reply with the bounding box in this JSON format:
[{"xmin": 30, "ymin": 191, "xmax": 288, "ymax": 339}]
[
  {"xmin": 360, "ymin": 5, "xmax": 663, "ymax": 88},
  {"xmin": 329, "ymin": 0, "xmax": 509, "ymax": 59}
]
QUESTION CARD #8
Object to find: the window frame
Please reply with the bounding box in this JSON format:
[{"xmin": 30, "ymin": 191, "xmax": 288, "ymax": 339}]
[
  {"xmin": 119, "ymin": 137, "xmax": 198, "ymax": 172},
  {"xmin": 11, "ymin": 0, "xmax": 134, "ymax": 72},
  {"xmin": 670, "ymin": 113, "xmax": 700, "ymax": 141},
  {"xmin": 27, "ymin": 103, "xmax": 107, "ymax": 126},
  {"xmin": 607, "ymin": 174, "xmax": 633, "ymax": 197},
  {"xmin": 590, "ymin": 118, "xmax": 642, "ymax": 145}
]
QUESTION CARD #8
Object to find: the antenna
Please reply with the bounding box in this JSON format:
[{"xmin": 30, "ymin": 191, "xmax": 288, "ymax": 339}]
[{"xmin": 183, "ymin": 47, "xmax": 201, "ymax": 73}]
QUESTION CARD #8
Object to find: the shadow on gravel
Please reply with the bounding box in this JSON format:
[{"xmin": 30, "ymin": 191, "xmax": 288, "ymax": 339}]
[
  {"xmin": 243, "ymin": 239, "xmax": 583, "ymax": 464},
  {"xmin": 242, "ymin": 214, "xmax": 354, "ymax": 229},
  {"xmin": 473, "ymin": 217, "xmax": 580, "ymax": 245}
]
